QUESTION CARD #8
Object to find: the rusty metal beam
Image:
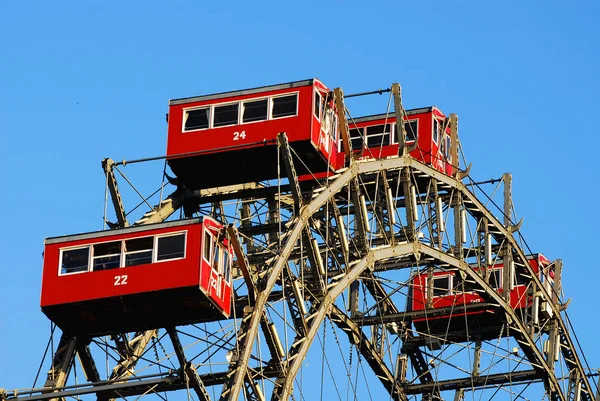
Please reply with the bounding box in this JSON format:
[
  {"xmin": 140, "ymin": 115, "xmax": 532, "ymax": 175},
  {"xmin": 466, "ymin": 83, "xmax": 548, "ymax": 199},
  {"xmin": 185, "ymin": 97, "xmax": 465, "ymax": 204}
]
[
  {"xmin": 403, "ymin": 369, "xmax": 539, "ymax": 394},
  {"xmin": 334, "ymin": 87, "xmax": 352, "ymax": 164},
  {"xmin": 101, "ymin": 158, "xmax": 129, "ymax": 228},
  {"xmin": 43, "ymin": 334, "xmax": 77, "ymax": 401},
  {"xmin": 167, "ymin": 328, "xmax": 211, "ymax": 401},
  {"xmin": 277, "ymin": 132, "xmax": 302, "ymax": 216}
]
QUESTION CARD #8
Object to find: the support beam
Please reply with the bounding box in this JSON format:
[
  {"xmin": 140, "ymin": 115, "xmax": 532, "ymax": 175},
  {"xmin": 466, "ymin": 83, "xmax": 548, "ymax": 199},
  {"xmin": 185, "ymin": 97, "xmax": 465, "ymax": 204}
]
[
  {"xmin": 350, "ymin": 177, "xmax": 368, "ymax": 251},
  {"xmin": 473, "ymin": 341, "xmax": 481, "ymax": 377},
  {"xmin": 372, "ymin": 323, "xmax": 386, "ymax": 359},
  {"xmin": 303, "ymin": 228, "xmax": 326, "ymax": 279},
  {"xmin": 453, "ymin": 389, "xmax": 464, "ymax": 401},
  {"xmin": 133, "ymin": 188, "xmax": 189, "ymax": 225},
  {"xmin": 101, "ymin": 158, "xmax": 129, "ymax": 228},
  {"xmin": 348, "ymin": 281, "xmax": 359, "ymax": 316},
  {"xmin": 546, "ymin": 321, "xmax": 559, "ymax": 365},
  {"xmin": 267, "ymin": 194, "xmax": 280, "ymax": 245},
  {"xmin": 227, "ymin": 225, "xmax": 256, "ymax": 303},
  {"xmin": 75, "ymin": 342, "xmax": 101, "ymax": 384},
  {"xmin": 403, "ymin": 369, "xmax": 539, "ymax": 394},
  {"xmin": 502, "ymin": 173, "xmax": 514, "ymax": 301},
  {"xmin": 211, "ymin": 200, "xmax": 224, "ymax": 221},
  {"xmin": 554, "ymin": 259, "xmax": 563, "ymax": 305},
  {"xmin": 334, "ymin": 87, "xmax": 352, "ymax": 165},
  {"xmin": 240, "ymin": 200, "xmax": 256, "ymax": 251},
  {"xmin": 283, "ymin": 266, "xmax": 308, "ymax": 335},
  {"xmin": 451, "ymin": 190, "xmax": 464, "ymax": 259},
  {"xmin": 167, "ymin": 328, "xmax": 211, "ymax": 401},
  {"xmin": 244, "ymin": 375, "xmax": 266, "ymax": 401},
  {"xmin": 380, "ymin": 170, "xmax": 396, "ymax": 245},
  {"xmin": 110, "ymin": 330, "xmax": 157, "ymax": 381},
  {"xmin": 43, "ymin": 334, "xmax": 77, "ymax": 400},
  {"xmin": 428, "ymin": 180, "xmax": 443, "ymax": 250},
  {"xmin": 4, "ymin": 368, "xmax": 281, "ymax": 401},
  {"xmin": 277, "ymin": 132, "xmax": 302, "ymax": 216},
  {"xmin": 400, "ymin": 168, "xmax": 416, "ymax": 242},
  {"xmin": 449, "ymin": 114, "xmax": 459, "ymax": 178},
  {"xmin": 395, "ymin": 354, "xmax": 408, "ymax": 383},
  {"xmin": 479, "ymin": 217, "xmax": 491, "ymax": 283},
  {"xmin": 392, "ymin": 83, "xmax": 408, "ymax": 156},
  {"xmin": 426, "ymin": 264, "xmax": 434, "ymax": 309},
  {"xmin": 331, "ymin": 200, "xmax": 350, "ymax": 258}
]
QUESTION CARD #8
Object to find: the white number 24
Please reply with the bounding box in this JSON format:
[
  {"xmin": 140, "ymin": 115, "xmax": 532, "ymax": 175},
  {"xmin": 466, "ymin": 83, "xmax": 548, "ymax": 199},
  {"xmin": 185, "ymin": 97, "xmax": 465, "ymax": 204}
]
[
  {"xmin": 114, "ymin": 275, "xmax": 128, "ymax": 286},
  {"xmin": 233, "ymin": 131, "xmax": 246, "ymax": 141}
]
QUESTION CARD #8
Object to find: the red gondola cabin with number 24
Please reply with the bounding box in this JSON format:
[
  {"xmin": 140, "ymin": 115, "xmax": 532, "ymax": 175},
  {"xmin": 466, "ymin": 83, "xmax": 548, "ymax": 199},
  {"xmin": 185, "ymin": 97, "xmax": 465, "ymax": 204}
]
[
  {"xmin": 166, "ymin": 78, "xmax": 343, "ymax": 189},
  {"xmin": 40, "ymin": 217, "xmax": 233, "ymax": 336}
]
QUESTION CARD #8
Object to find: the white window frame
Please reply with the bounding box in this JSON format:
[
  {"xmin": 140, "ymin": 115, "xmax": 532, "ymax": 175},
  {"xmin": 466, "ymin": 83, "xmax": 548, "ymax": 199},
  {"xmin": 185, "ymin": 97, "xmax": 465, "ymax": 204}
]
[
  {"xmin": 58, "ymin": 245, "xmax": 91, "ymax": 276},
  {"xmin": 182, "ymin": 106, "xmax": 211, "ymax": 133},
  {"xmin": 390, "ymin": 122, "xmax": 398, "ymax": 145},
  {"xmin": 270, "ymin": 92, "xmax": 299, "ymax": 120},
  {"xmin": 364, "ymin": 123, "xmax": 392, "ymax": 148},
  {"xmin": 212, "ymin": 101, "xmax": 241, "ymax": 129},
  {"xmin": 57, "ymin": 230, "xmax": 189, "ymax": 277},
  {"xmin": 214, "ymin": 244, "xmax": 223, "ymax": 275},
  {"xmin": 313, "ymin": 89, "xmax": 322, "ymax": 122},
  {"xmin": 181, "ymin": 91, "xmax": 300, "ymax": 134},
  {"xmin": 327, "ymin": 112, "xmax": 339, "ymax": 142},
  {"xmin": 445, "ymin": 134, "xmax": 452, "ymax": 162},
  {"xmin": 223, "ymin": 247, "xmax": 232, "ymax": 282},
  {"xmin": 489, "ymin": 267, "xmax": 503, "ymax": 289},
  {"xmin": 241, "ymin": 97, "xmax": 269, "ymax": 125},
  {"xmin": 154, "ymin": 231, "xmax": 187, "ymax": 263},
  {"xmin": 91, "ymin": 240, "xmax": 123, "ymax": 271},
  {"xmin": 321, "ymin": 107, "xmax": 334, "ymax": 136},
  {"xmin": 432, "ymin": 117, "xmax": 440, "ymax": 145},
  {"xmin": 393, "ymin": 119, "xmax": 418, "ymax": 145},
  {"xmin": 340, "ymin": 126, "xmax": 366, "ymax": 153},
  {"xmin": 428, "ymin": 274, "xmax": 452, "ymax": 298},
  {"xmin": 453, "ymin": 271, "xmax": 478, "ymax": 294},
  {"xmin": 123, "ymin": 236, "xmax": 154, "ymax": 267},
  {"xmin": 202, "ymin": 228, "xmax": 214, "ymax": 265}
]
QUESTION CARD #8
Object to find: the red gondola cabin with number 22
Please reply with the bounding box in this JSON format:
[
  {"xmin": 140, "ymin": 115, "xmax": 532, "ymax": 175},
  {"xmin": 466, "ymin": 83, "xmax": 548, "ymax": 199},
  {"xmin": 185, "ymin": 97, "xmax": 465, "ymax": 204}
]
[{"xmin": 40, "ymin": 217, "xmax": 233, "ymax": 336}]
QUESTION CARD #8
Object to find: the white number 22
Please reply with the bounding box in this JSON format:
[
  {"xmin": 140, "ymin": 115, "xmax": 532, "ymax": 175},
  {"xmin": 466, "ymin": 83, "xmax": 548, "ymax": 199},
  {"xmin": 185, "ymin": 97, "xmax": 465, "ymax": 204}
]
[
  {"xmin": 233, "ymin": 131, "xmax": 246, "ymax": 141},
  {"xmin": 114, "ymin": 275, "xmax": 128, "ymax": 286}
]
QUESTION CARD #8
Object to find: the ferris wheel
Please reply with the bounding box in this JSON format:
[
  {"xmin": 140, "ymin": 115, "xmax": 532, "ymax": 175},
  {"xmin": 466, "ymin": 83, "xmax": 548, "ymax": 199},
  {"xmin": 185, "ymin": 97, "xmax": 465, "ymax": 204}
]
[{"xmin": 1, "ymin": 80, "xmax": 596, "ymax": 401}]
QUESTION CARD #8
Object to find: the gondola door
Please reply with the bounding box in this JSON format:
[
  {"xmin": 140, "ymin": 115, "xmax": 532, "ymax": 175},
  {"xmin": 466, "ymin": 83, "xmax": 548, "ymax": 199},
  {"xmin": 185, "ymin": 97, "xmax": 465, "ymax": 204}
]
[
  {"xmin": 314, "ymin": 89, "xmax": 339, "ymax": 170},
  {"xmin": 199, "ymin": 225, "xmax": 232, "ymax": 317},
  {"xmin": 199, "ymin": 226, "xmax": 222, "ymax": 313},
  {"xmin": 216, "ymin": 242, "xmax": 233, "ymax": 317}
]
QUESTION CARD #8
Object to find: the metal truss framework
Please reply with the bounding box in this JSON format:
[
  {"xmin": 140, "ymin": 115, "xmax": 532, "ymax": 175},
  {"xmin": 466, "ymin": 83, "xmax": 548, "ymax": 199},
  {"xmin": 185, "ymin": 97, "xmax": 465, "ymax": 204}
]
[{"xmin": 2, "ymin": 98, "xmax": 596, "ymax": 401}]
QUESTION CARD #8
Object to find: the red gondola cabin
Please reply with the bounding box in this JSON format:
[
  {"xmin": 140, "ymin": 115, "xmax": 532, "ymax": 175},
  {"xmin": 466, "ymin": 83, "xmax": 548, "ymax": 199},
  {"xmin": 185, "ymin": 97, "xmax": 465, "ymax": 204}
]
[
  {"xmin": 408, "ymin": 254, "xmax": 553, "ymax": 341},
  {"xmin": 166, "ymin": 78, "xmax": 343, "ymax": 189},
  {"xmin": 344, "ymin": 107, "xmax": 454, "ymax": 176},
  {"xmin": 41, "ymin": 218, "xmax": 233, "ymax": 336}
]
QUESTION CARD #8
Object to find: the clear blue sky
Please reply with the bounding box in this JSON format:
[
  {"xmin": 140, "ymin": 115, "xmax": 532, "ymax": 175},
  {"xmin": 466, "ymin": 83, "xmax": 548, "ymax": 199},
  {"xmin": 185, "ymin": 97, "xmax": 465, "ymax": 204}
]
[{"xmin": 1, "ymin": 0, "xmax": 598, "ymax": 393}]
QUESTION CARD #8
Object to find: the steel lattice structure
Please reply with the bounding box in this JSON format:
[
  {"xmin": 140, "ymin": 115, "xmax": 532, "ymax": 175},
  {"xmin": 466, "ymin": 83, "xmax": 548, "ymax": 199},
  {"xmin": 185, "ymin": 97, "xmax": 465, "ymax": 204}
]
[{"xmin": 1, "ymin": 85, "xmax": 597, "ymax": 401}]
